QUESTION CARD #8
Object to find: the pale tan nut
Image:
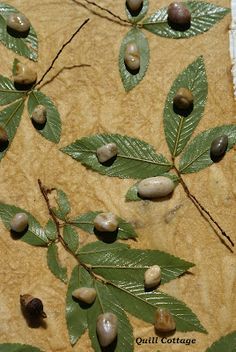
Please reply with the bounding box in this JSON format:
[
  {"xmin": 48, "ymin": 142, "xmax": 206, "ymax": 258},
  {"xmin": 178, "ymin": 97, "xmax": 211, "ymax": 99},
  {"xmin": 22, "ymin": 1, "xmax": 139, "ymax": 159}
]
[
  {"xmin": 124, "ymin": 42, "xmax": 140, "ymax": 72},
  {"xmin": 144, "ymin": 265, "xmax": 161, "ymax": 289},
  {"xmin": 126, "ymin": 0, "xmax": 143, "ymax": 12},
  {"xmin": 7, "ymin": 13, "xmax": 31, "ymax": 33},
  {"xmin": 94, "ymin": 212, "xmax": 119, "ymax": 232},
  {"xmin": 31, "ymin": 105, "xmax": 47, "ymax": 125},
  {"xmin": 72, "ymin": 287, "xmax": 97, "ymax": 305},
  {"xmin": 154, "ymin": 308, "xmax": 176, "ymax": 333},
  {"xmin": 167, "ymin": 2, "xmax": 191, "ymax": 27},
  {"xmin": 137, "ymin": 176, "xmax": 175, "ymax": 199},
  {"xmin": 20, "ymin": 294, "xmax": 47, "ymax": 318},
  {"xmin": 96, "ymin": 143, "xmax": 118, "ymax": 163},
  {"xmin": 96, "ymin": 312, "xmax": 118, "ymax": 347},
  {"xmin": 173, "ymin": 87, "xmax": 194, "ymax": 111},
  {"xmin": 14, "ymin": 62, "xmax": 37, "ymax": 86},
  {"xmin": 10, "ymin": 212, "xmax": 29, "ymax": 233}
]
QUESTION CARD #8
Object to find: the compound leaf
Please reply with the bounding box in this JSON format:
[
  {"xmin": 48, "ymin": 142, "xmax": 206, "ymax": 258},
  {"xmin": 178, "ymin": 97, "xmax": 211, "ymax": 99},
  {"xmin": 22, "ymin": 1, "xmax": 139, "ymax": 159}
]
[{"xmin": 47, "ymin": 242, "xmax": 67, "ymax": 283}]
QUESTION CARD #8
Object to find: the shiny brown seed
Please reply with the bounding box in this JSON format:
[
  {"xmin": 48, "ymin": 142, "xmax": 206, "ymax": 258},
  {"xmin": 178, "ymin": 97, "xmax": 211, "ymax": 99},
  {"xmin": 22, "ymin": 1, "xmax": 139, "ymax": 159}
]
[
  {"xmin": 10, "ymin": 213, "xmax": 29, "ymax": 232},
  {"xmin": 167, "ymin": 2, "xmax": 191, "ymax": 27},
  {"xmin": 7, "ymin": 13, "xmax": 31, "ymax": 33},
  {"xmin": 72, "ymin": 287, "xmax": 97, "ymax": 304},
  {"xmin": 94, "ymin": 212, "xmax": 119, "ymax": 232},
  {"xmin": 126, "ymin": 0, "xmax": 143, "ymax": 12},
  {"xmin": 96, "ymin": 313, "xmax": 118, "ymax": 347},
  {"xmin": 173, "ymin": 87, "xmax": 193, "ymax": 111},
  {"xmin": 154, "ymin": 308, "xmax": 176, "ymax": 333},
  {"xmin": 96, "ymin": 143, "xmax": 118, "ymax": 163},
  {"xmin": 210, "ymin": 135, "xmax": 228, "ymax": 159},
  {"xmin": 20, "ymin": 294, "xmax": 47, "ymax": 318},
  {"xmin": 144, "ymin": 265, "xmax": 161, "ymax": 289},
  {"xmin": 14, "ymin": 62, "xmax": 37, "ymax": 86},
  {"xmin": 31, "ymin": 105, "xmax": 47, "ymax": 125},
  {"xmin": 124, "ymin": 42, "xmax": 140, "ymax": 72},
  {"xmin": 0, "ymin": 127, "xmax": 8, "ymax": 144},
  {"xmin": 137, "ymin": 176, "xmax": 175, "ymax": 199}
]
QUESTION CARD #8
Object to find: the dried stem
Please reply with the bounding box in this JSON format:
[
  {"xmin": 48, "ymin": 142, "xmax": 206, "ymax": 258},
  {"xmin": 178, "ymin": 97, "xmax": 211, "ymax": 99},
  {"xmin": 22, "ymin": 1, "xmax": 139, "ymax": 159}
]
[
  {"xmin": 83, "ymin": 0, "xmax": 130, "ymax": 24},
  {"xmin": 35, "ymin": 18, "xmax": 90, "ymax": 88},
  {"xmin": 173, "ymin": 166, "xmax": 234, "ymax": 248}
]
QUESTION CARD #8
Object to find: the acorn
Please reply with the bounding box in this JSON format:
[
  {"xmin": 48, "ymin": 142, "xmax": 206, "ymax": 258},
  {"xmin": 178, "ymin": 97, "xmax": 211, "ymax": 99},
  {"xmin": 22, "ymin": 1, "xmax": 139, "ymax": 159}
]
[
  {"xmin": 155, "ymin": 308, "xmax": 176, "ymax": 333},
  {"xmin": 7, "ymin": 13, "xmax": 31, "ymax": 35},
  {"xmin": 31, "ymin": 105, "xmax": 47, "ymax": 125},
  {"xmin": 210, "ymin": 135, "xmax": 228, "ymax": 160},
  {"xmin": 173, "ymin": 87, "xmax": 194, "ymax": 113},
  {"xmin": 96, "ymin": 312, "xmax": 118, "ymax": 347},
  {"xmin": 167, "ymin": 2, "xmax": 191, "ymax": 30},
  {"xmin": 96, "ymin": 143, "xmax": 118, "ymax": 163},
  {"xmin": 20, "ymin": 294, "xmax": 47, "ymax": 319},
  {"xmin": 94, "ymin": 212, "xmax": 119, "ymax": 233},
  {"xmin": 124, "ymin": 42, "xmax": 140, "ymax": 72},
  {"xmin": 126, "ymin": 0, "xmax": 143, "ymax": 14},
  {"xmin": 10, "ymin": 212, "xmax": 29, "ymax": 233},
  {"xmin": 72, "ymin": 287, "xmax": 97, "ymax": 305},
  {"xmin": 144, "ymin": 265, "xmax": 161, "ymax": 289},
  {"xmin": 13, "ymin": 62, "xmax": 37, "ymax": 86}
]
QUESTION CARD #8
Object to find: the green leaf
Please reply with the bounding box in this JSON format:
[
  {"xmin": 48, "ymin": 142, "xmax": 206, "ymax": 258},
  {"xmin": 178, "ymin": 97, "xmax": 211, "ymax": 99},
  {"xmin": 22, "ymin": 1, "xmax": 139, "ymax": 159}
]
[
  {"xmin": 142, "ymin": 1, "xmax": 230, "ymax": 38},
  {"xmin": 0, "ymin": 75, "xmax": 25, "ymax": 105},
  {"xmin": 71, "ymin": 211, "xmax": 138, "ymax": 240},
  {"xmin": 126, "ymin": 173, "xmax": 179, "ymax": 201},
  {"xmin": 52, "ymin": 189, "xmax": 71, "ymax": 220},
  {"xmin": 0, "ymin": 3, "xmax": 38, "ymax": 61},
  {"xmin": 179, "ymin": 125, "xmax": 236, "ymax": 174},
  {"xmin": 119, "ymin": 28, "xmax": 149, "ymax": 91},
  {"xmin": 78, "ymin": 241, "xmax": 194, "ymax": 286},
  {"xmin": 0, "ymin": 203, "xmax": 48, "ymax": 246},
  {"xmin": 125, "ymin": 0, "xmax": 149, "ymax": 23},
  {"xmin": 47, "ymin": 242, "xmax": 67, "ymax": 283},
  {"xmin": 109, "ymin": 283, "xmax": 206, "ymax": 333},
  {"xmin": 0, "ymin": 344, "xmax": 44, "ymax": 352},
  {"xmin": 61, "ymin": 134, "xmax": 171, "ymax": 179},
  {"xmin": 163, "ymin": 56, "xmax": 207, "ymax": 157},
  {"xmin": 63, "ymin": 224, "xmax": 79, "ymax": 253},
  {"xmin": 66, "ymin": 265, "xmax": 91, "ymax": 345},
  {"xmin": 28, "ymin": 90, "xmax": 61, "ymax": 143},
  {"xmin": 87, "ymin": 280, "xmax": 134, "ymax": 352},
  {"xmin": 0, "ymin": 99, "xmax": 25, "ymax": 161},
  {"xmin": 206, "ymin": 331, "xmax": 236, "ymax": 352},
  {"xmin": 45, "ymin": 219, "xmax": 57, "ymax": 241}
]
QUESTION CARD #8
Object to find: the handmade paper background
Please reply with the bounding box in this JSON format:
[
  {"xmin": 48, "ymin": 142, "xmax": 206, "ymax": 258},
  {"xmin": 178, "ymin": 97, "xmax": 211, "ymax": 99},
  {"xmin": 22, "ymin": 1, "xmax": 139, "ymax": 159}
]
[{"xmin": 0, "ymin": 1, "xmax": 235, "ymax": 351}]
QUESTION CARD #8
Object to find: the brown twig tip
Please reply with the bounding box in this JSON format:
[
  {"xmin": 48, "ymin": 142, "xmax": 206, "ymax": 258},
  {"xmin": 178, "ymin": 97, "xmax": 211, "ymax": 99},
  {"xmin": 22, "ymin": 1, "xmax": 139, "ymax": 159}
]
[
  {"xmin": 35, "ymin": 18, "xmax": 90, "ymax": 88},
  {"xmin": 83, "ymin": 0, "xmax": 130, "ymax": 24}
]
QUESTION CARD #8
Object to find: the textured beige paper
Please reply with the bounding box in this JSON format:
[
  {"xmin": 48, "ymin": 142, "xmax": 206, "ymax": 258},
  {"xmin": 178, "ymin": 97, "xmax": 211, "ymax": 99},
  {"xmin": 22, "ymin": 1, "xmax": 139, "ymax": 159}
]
[{"xmin": 0, "ymin": 1, "xmax": 235, "ymax": 351}]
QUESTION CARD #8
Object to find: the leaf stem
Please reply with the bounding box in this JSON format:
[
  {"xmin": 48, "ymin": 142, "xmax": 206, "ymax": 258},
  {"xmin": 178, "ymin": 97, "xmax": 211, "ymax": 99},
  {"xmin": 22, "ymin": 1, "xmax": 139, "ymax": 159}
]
[
  {"xmin": 172, "ymin": 166, "xmax": 234, "ymax": 248},
  {"xmin": 34, "ymin": 18, "xmax": 90, "ymax": 89}
]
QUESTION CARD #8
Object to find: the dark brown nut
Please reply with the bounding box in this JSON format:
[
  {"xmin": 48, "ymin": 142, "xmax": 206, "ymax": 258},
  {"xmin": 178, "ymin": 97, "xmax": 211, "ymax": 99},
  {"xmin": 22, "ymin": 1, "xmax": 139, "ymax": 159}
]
[
  {"xmin": 137, "ymin": 176, "xmax": 175, "ymax": 199},
  {"xmin": 10, "ymin": 213, "xmax": 28, "ymax": 233},
  {"xmin": 167, "ymin": 2, "xmax": 191, "ymax": 28},
  {"xmin": 96, "ymin": 143, "xmax": 118, "ymax": 163},
  {"xmin": 20, "ymin": 294, "xmax": 47, "ymax": 319},
  {"xmin": 0, "ymin": 126, "xmax": 8, "ymax": 145},
  {"xmin": 94, "ymin": 212, "xmax": 119, "ymax": 232},
  {"xmin": 126, "ymin": 0, "xmax": 143, "ymax": 12},
  {"xmin": 14, "ymin": 62, "xmax": 37, "ymax": 86},
  {"xmin": 31, "ymin": 105, "xmax": 47, "ymax": 125},
  {"xmin": 173, "ymin": 87, "xmax": 194, "ymax": 111},
  {"xmin": 124, "ymin": 42, "xmax": 140, "ymax": 72},
  {"xmin": 96, "ymin": 312, "xmax": 118, "ymax": 347},
  {"xmin": 72, "ymin": 287, "xmax": 97, "ymax": 304},
  {"xmin": 155, "ymin": 308, "xmax": 176, "ymax": 333},
  {"xmin": 210, "ymin": 135, "xmax": 228, "ymax": 160},
  {"xmin": 7, "ymin": 13, "xmax": 30, "ymax": 33},
  {"xmin": 144, "ymin": 265, "xmax": 161, "ymax": 289}
]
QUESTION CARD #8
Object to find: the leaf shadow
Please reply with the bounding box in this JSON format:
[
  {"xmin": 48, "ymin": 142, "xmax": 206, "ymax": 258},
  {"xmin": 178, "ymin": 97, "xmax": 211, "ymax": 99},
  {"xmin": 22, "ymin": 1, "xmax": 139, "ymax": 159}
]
[
  {"xmin": 0, "ymin": 140, "xmax": 9, "ymax": 152},
  {"xmin": 7, "ymin": 26, "xmax": 30, "ymax": 38},
  {"xmin": 10, "ymin": 226, "xmax": 29, "ymax": 240},
  {"xmin": 94, "ymin": 227, "xmax": 118, "ymax": 243},
  {"xmin": 167, "ymin": 18, "xmax": 191, "ymax": 32}
]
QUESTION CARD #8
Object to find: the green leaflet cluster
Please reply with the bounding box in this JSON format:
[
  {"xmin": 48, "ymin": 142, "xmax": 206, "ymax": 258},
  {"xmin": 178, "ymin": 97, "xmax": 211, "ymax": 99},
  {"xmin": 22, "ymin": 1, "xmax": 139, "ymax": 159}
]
[
  {"xmin": 119, "ymin": 1, "xmax": 229, "ymax": 90},
  {"xmin": 0, "ymin": 182, "xmax": 207, "ymax": 351},
  {"xmin": 1, "ymin": 331, "xmax": 236, "ymax": 351}
]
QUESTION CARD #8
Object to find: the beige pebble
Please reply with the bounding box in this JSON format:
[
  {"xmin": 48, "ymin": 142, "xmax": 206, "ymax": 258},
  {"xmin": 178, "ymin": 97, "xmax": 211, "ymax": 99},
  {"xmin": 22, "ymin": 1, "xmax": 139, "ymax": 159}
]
[
  {"xmin": 94, "ymin": 212, "xmax": 119, "ymax": 232},
  {"xmin": 7, "ymin": 13, "xmax": 31, "ymax": 33},
  {"xmin": 72, "ymin": 287, "xmax": 96, "ymax": 304},
  {"xmin": 96, "ymin": 143, "xmax": 118, "ymax": 163},
  {"xmin": 124, "ymin": 42, "xmax": 140, "ymax": 71},
  {"xmin": 144, "ymin": 265, "xmax": 161, "ymax": 289},
  {"xmin": 10, "ymin": 212, "xmax": 29, "ymax": 232},
  {"xmin": 31, "ymin": 105, "xmax": 47, "ymax": 125},
  {"xmin": 155, "ymin": 308, "xmax": 176, "ymax": 333},
  {"xmin": 14, "ymin": 62, "xmax": 37, "ymax": 85},
  {"xmin": 138, "ymin": 176, "xmax": 175, "ymax": 199},
  {"xmin": 96, "ymin": 313, "xmax": 118, "ymax": 347}
]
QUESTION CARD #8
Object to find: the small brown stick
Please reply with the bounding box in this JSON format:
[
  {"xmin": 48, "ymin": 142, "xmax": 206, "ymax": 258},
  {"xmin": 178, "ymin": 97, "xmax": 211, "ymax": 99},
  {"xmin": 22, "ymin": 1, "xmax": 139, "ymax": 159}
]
[
  {"xmin": 35, "ymin": 18, "xmax": 90, "ymax": 88},
  {"xmin": 83, "ymin": 0, "xmax": 130, "ymax": 24}
]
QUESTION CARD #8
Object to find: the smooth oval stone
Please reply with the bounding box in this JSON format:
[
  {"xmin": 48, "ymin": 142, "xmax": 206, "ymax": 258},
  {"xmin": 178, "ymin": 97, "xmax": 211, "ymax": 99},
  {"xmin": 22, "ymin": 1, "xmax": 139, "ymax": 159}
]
[
  {"xmin": 155, "ymin": 308, "xmax": 176, "ymax": 333},
  {"xmin": 173, "ymin": 87, "xmax": 193, "ymax": 111},
  {"xmin": 96, "ymin": 143, "xmax": 118, "ymax": 163},
  {"xmin": 210, "ymin": 135, "xmax": 228, "ymax": 159},
  {"xmin": 124, "ymin": 42, "xmax": 140, "ymax": 71},
  {"xmin": 144, "ymin": 265, "xmax": 161, "ymax": 289},
  {"xmin": 126, "ymin": 0, "xmax": 143, "ymax": 12},
  {"xmin": 167, "ymin": 2, "xmax": 191, "ymax": 26},
  {"xmin": 14, "ymin": 63, "xmax": 37, "ymax": 85},
  {"xmin": 96, "ymin": 312, "xmax": 118, "ymax": 347},
  {"xmin": 94, "ymin": 212, "xmax": 119, "ymax": 232},
  {"xmin": 137, "ymin": 177, "xmax": 175, "ymax": 199},
  {"xmin": 7, "ymin": 13, "xmax": 30, "ymax": 33},
  {"xmin": 31, "ymin": 105, "xmax": 47, "ymax": 125},
  {"xmin": 10, "ymin": 212, "xmax": 29, "ymax": 232},
  {"xmin": 72, "ymin": 287, "xmax": 97, "ymax": 304}
]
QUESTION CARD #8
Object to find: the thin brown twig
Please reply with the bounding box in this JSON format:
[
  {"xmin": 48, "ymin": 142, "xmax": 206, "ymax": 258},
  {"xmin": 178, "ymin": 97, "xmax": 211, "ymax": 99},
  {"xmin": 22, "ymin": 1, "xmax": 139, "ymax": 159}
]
[
  {"xmin": 35, "ymin": 18, "xmax": 90, "ymax": 89},
  {"xmin": 83, "ymin": 0, "xmax": 130, "ymax": 24}
]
